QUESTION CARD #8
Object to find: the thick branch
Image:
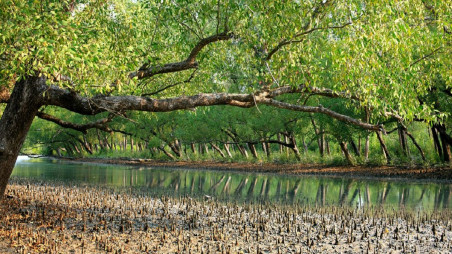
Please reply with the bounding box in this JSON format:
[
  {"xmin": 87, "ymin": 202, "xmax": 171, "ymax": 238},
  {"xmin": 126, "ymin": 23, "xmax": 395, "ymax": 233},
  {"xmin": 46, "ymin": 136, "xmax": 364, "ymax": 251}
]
[
  {"xmin": 259, "ymin": 98, "xmax": 383, "ymax": 131},
  {"xmin": 43, "ymin": 85, "xmax": 382, "ymax": 131}
]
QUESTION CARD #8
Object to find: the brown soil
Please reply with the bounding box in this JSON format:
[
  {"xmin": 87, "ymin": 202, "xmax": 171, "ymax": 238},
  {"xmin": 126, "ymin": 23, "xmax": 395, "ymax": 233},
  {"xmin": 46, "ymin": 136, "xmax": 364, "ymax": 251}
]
[
  {"xmin": 61, "ymin": 157, "xmax": 452, "ymax": 181},
  {"xmin": 1, "ymin": 179, "xmax": 451, "ymax": 254}
]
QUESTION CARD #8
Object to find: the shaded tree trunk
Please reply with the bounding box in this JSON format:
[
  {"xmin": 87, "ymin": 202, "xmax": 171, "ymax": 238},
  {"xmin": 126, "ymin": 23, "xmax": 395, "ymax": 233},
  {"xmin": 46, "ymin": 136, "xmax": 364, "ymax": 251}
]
[
  {"xmin": 265, "ymin": 142, "xmax": 271, "ymax": 158},
  {"xmin": 288, "ymin": 134, "xmax": 301, "ymax": 161},
  {"xmin": 190, "ymin": 143, "xmax": 196, "ymax": 154},
  {"xmin": 277, "ymin": 133, "xmax": 284, "ymax": 153},
  {"xmin": 431, "ymin": 126, "xmax": 443, "ymax": 158},
  {"xmin": 224, "ymin": 143, "xmax": 232, "ymax": 158},
  {"xmin": 440, "ymin": 132, "xmax": 451, "ymax": 162},
  {"xmin": 350, "ymin": 139, "xmax": 360, "ymax": 157},
  {"xmin": 434, "ymin": 124, "xmax": 451, "ymax": 162},
  {"xmin": 339, "ymin": 140, "xmax": 355, "ymax": 165},
  {"xmin": 248, "ymin": 143, "xmax": 258, "ymax": 158},
  {"xmin": 376, "ymin": 131, "xmax": 391, "ymax": 164},
  {"xmin": 364, "ymin": 135, "xmax": 370, "ymax": 161},
  {"xmin": 0, "ymin": 76, "xmax": 47, "ymax": 197},
  {"xmin": 398, "ymin": 124, "xmax": 409, "ymax": 156},
  {"xmin": 302, "ymin": 137, "xmax": 308, "ymax": 153},
  {"xmin": 311, "ymin": 117, "xmax": 324, "ymax": 157},
  {"xmin": 325, "ymin": 138, "xmax": 330, "ymax": 155},
  {"xmin": 158, "ymin": 146, "xmax": 176, "ymax": 160},
  {"xmin": 211, "ymin": 143, "xmax": 226, "ymax": 158}
]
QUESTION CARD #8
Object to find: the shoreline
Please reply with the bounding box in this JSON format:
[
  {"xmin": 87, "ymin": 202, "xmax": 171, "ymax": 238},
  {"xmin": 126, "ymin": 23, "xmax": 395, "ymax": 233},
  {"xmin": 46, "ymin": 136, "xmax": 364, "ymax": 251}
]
[{"xmin": 53, "ymin": 156, "xmax": 452, "ymax": 183}]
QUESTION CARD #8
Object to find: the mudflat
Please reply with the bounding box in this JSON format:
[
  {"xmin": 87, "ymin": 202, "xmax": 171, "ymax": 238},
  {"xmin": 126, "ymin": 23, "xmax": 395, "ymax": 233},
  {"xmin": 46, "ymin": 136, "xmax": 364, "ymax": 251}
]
[{"xmin": 1, "ymin": 178, "xmax": 451, "ymax": 253}]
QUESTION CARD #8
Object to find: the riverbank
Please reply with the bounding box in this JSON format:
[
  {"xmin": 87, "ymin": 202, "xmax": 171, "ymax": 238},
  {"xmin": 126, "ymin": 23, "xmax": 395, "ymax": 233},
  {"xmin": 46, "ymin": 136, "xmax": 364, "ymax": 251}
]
[
  {"xmin": 1, "ymin": 179, "xmax": 451, "ymax": 253},
  {"xmin": 59, "ymin": 156, "xmax": 452, "ymax": 182}
]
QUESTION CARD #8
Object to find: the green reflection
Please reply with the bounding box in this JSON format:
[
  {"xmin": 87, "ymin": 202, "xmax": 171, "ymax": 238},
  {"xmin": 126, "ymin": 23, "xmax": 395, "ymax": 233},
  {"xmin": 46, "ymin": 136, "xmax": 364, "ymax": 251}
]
[{"xmin": 12, "ymin": 157, "xmax": 452, "ymax": 211}]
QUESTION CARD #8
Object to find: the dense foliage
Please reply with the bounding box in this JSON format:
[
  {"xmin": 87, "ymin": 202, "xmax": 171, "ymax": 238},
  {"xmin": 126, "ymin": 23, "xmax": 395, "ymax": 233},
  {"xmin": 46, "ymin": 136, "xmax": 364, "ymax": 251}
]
[{"xmin": 1, "ymin": 0, "xmax": 451, "ymax": 166}]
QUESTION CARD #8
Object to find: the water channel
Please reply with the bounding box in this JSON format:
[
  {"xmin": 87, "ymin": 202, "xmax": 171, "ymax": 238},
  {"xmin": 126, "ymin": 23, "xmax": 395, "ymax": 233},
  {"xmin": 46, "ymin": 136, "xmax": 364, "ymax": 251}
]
[{"xmin": 12, "ymin": 156, "xmax": 452, "ymax": 211}]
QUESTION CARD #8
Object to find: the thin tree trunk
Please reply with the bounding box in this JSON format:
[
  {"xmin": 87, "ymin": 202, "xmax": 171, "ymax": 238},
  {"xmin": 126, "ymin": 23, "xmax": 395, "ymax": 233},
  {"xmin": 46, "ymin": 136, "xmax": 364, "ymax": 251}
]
[
  {"xmin": 440, "ymin": 131, "xmax": 451, "ymax": 162},
  {"xmin": 211, "ymin": 143, "xmax": 226, "ymax": 158},
  {"xmin": 289, "ymin": 135, "xmax": 301, "ymax": 161},
  {"xmin": 339, "ymin": 141, "xmax": 355, "ymax": 165},
  {"xmin": 311, "ymin": 117, "xmax": 324, "ymax": 157},
  {"xmin": 376, "ymin": 131, "xmax": 391, "ymax": 164},
  {"xmin": 158, "ymin": 146, "xmax": 176, "ymax": 160},
  {"xmin": 96, "ymin": 129, "xmax": 106, "ymax": 149},
  {"xmin": 325, "ymin": 138, "xmax": 330, "ymax": 155},
  {"xmin": 277, "ymin": 133, "xmax": 284, "ymax": 153},
  {"xmin": 398, "ymin": 124, "xmax": 409, "ymax": 156},
  {"xmin": 302, "ymin": 137, "xmax": 308, "ymax": 153},
  {"xmin": 235, "ymin": 144, "xmax": 248, "ymax": 158},
  {"xmin": 284, "ymin": 135, "xmax": 289, "ymax": 155},
  {"xmin": 82, "ymin": 135, "xmax": 93, "ymax": 154},
  {"xmin": 248, "ymin": 143, "xmax": 258, "ymax": 158},
  {"xmin": 204, "ymin": 144, "xmax": 210, "ymax": 154},
  {"xmin": 261, "ymin": 141, "xmax": 267, "ymax": 156},
  {"xmin": 432, "ymin": 126, "xmax": 443, "ymax": 158},
  {"xmin": 350, "ymin": 139, "xmax": 360, "ymax": 157},
  {"xmin": 224, "ymin": 143, "xmax": 233, "ymax": 158},
  {"xmin": 265, "ymin": 142, "xmax": 271, "ymax": 158},
  {"xmin": 364, "ymin": 135, "xmax": 370, "ymax": 161},
  {"xmin": 190, "ymin": 143, "xmax": 196, "ymax": 154},
  {"xmin": 402, "ymin": 129, "xmax": 426, "ymax": 161}
]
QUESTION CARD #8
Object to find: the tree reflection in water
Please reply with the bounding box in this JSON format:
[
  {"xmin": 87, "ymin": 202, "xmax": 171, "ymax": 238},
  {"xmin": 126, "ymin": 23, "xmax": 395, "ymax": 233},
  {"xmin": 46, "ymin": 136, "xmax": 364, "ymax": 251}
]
[{"xmin": 12, "ymin": 158, "xmax": 452, "ymax": 211}]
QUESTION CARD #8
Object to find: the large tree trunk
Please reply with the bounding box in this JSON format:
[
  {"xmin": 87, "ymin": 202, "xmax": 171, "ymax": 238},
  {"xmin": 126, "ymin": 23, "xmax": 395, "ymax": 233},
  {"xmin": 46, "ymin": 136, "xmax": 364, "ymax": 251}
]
[{"xmin": 0, "ymin": 76, "xmax": 46, "ymax": 197}]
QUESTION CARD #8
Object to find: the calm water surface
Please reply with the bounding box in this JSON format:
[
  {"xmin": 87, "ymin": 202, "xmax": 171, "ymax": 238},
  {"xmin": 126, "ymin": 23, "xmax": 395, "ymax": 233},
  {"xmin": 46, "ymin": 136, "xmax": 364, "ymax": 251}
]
[{"xmin": 12, "ymin": 156, "xmax": 452, "ymax": 210}]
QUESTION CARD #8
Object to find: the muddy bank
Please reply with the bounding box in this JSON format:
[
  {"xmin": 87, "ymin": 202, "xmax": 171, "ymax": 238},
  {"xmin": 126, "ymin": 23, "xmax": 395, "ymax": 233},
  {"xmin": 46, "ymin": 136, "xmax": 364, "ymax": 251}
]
[
  {"xmin": 58, "ymin": 157, "xmax": 452, "ymax": 182},
  {"xmin": 1, "ymin": 179, "xmax": 451, "ymax": 253}
]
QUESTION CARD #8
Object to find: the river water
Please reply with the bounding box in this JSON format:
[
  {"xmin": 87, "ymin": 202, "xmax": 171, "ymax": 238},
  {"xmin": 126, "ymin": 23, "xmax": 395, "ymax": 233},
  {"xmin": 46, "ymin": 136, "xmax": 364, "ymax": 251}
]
[{"xmin": 12, "ymin": 156, "xmax": 452, "ymax": 211}]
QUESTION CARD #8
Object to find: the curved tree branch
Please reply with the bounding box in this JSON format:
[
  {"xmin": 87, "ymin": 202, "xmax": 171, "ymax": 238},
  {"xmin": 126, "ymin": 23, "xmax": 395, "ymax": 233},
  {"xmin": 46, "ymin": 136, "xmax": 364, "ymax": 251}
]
[
  {"xmin": 42, "ymin": 84, "xmax": 383, "ymax": 131},
  {"xmin": 259, "ymin": 98, "xmax": 383, "ymax": 131},
  {"xmin": 36, "ymin": 112, "xmax": 114, "ymax": 134},
  {"xmin": 129, "ymin": 31, "xmax": 233, "ymax": 79}
]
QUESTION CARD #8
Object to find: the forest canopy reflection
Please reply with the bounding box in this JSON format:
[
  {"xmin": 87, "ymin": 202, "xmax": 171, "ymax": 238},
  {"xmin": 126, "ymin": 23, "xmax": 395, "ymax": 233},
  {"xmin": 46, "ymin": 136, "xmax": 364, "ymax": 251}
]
[{"xmin": 13, "ymin": 157, "xmax": 451, "ymax": 211}]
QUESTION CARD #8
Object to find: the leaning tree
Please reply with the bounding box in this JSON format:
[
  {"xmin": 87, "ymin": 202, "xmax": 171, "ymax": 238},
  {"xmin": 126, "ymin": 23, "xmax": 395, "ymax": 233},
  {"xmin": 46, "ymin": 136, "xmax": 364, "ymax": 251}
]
[{"xmin": 0, "ymin": 0, "xmax": 450, "ymax": 197}]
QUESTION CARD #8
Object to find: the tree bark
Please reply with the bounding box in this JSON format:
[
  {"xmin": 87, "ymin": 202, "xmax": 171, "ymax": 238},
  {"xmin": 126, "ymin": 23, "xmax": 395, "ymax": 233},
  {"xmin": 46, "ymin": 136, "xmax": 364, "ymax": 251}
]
[
  {"xmin": 265, "ymin": 142, "xmax": 271, "ymax": 158},
  {"xmin": 364, "ymin": 135, "xmax": 370, "ymax": 161},
  {"xmin": 289, "ymin": 135, "xmax": 301, "ymax": 161},
  {"xmin": 350, "ymin": 139, "xmax": 360, "ymax": 157},
  {"xmin": 311, "ymin": 118, "xmax": 324, "ymax": 157},
  {"xmin": 440, "ymin": 132, "xmax": 451, "ymax": 162},
  {"xmin": 248, "ymin": 143, "xmax": 258, "ymax": 158},
  {"xmin": 432, "ymin": 126, "xmax": 443, "ymax": 158},
  {"xmin": 398, "ymin": 125, "xmax": 409, "ymax": 156},
  {"xmin": 277, "ymin": 133, "xmax": 284, "ymax": 153},
  {"xmin": 339, "ymin": 141, "xmax": 355, "ymax": 165},
  {"xmin": 0, "ymin": 76, "xmax": 47, "ymax": 197},
  {"xmin": 211, "ymin": 143, "xmax": 226, "ymax": 158},
  {"xmin": 376, "ymin": 131, "xmax": 391, "ymax": 164},
  {"xmin": 223, "ymin": 143, "xmax": 233, "ymax": 158}
]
